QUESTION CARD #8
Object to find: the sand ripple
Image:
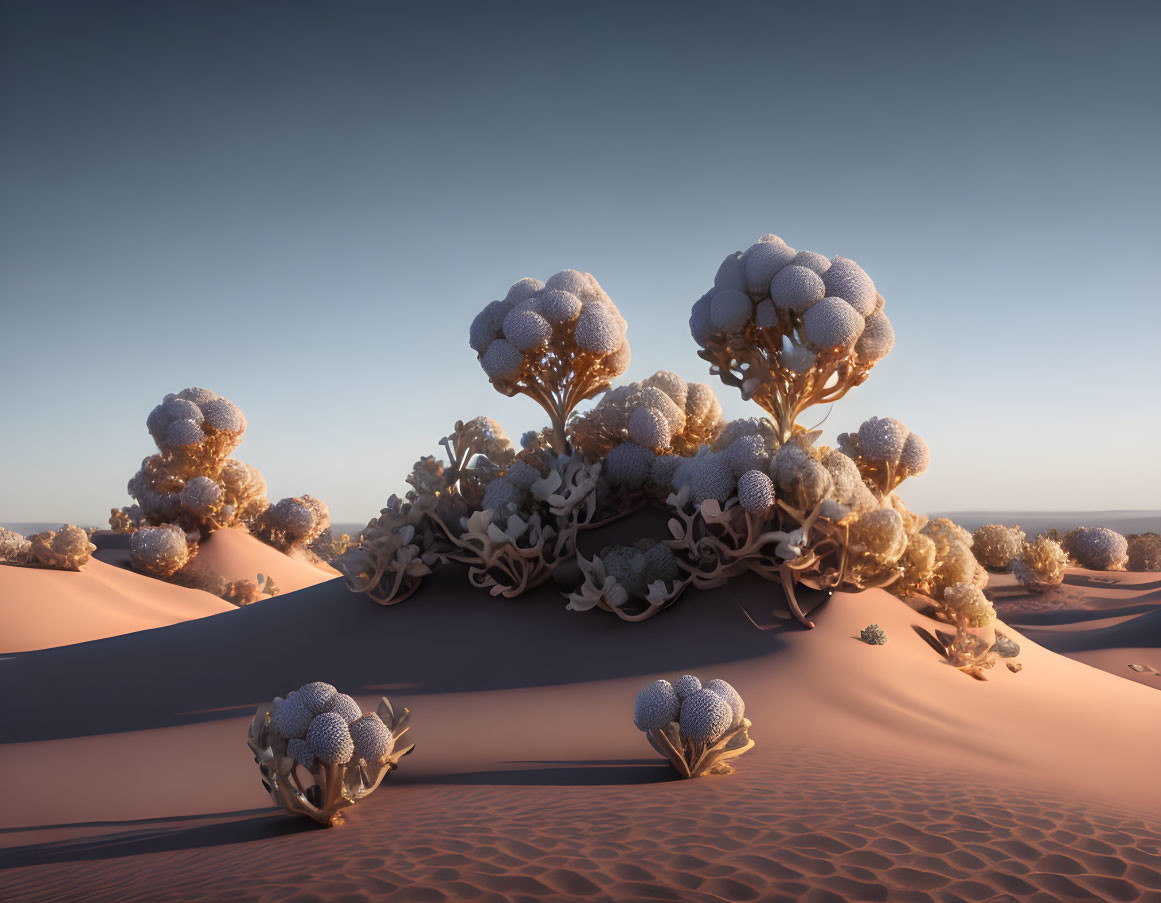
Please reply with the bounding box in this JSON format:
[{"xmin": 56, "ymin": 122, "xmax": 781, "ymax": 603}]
[{"xmin": 2, "ymin": 750, "xmax": 1157, "ymax": 903}]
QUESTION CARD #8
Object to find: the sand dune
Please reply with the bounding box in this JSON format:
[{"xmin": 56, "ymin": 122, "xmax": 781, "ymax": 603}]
[
  {"xmin": 188, "ymin": 527, "xmax": 340, "ymax": 592},
  {"xmin": 991, "ymin": 568, "xmax": 1161, "ymax": 689},
  {"xmin": 1, "ymin": 566, "xmax": 1158, "ymax": 900},
  {"xmin": 0, "ymin": 558, "xmax": 234, "ymax": 654}
]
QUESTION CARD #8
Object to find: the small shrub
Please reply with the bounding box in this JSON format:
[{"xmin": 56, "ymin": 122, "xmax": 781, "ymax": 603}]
[
  {"xmin": 971, "ymin": 524, "xmax": 1026, "ymax": 571},
  {"xmin": 247, "ymin": 682, "xmax": 414, "ymax": 826},
  {"xmin": 632, "ymin": 675, "xmax": 753, "ymax": 778},
  {"xmin": 1063, "ymin": 527, "xmax": 1128, "ymax": 570}
]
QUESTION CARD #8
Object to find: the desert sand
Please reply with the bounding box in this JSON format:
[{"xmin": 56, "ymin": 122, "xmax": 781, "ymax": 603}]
[
  {"xmin": 1, "ymin": 561, "xmax": 1158, "ymax": 902},
  {"xmin": 0, "ymin": 528, "xmax": 338, "ymax": 655},
  {"xmin": 0, "ymin": 557, "xmax": 234, "ymax": 654}
]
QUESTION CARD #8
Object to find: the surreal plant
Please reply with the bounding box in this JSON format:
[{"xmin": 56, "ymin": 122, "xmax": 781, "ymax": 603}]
[
  {"xmin": 470, "ymin": 270, "xmax": 630, "ymax": 453},
  {"xmin": 0, "ymin": 525, "xmax": 95, "ymax": 571},
  {"xmin": 1012, "ymin": 535, "xmax": 1069, "ymax": 593},
  {"xmin": 1063, "ymin": 527, "xmax": 1129, "ymax": 571},
  {"xmin": 110, "ymin": 387, "xmax": 333, "ymax": 600},
  {"xmin": 567, "ymin": 539, "xmax": 688, "ymax": 621},
  {"xmin": 860, "ymin": 624, "xmax": 888, "ymax": 645},
  {"xmin": 633, "ymin": 676, "xmax": 753, "ymax": 778},
  {"xmin": 247, "ymin": 682, "xmax": 413, "ymax": 826},
  {"xmin": 335, "ymin": 233, "xmax": 1005, "ymax": 685},
  {"xmin": 1127, "ymin": 533, "xmax": 1161, "ymax": 572},
  {"xmin": 971, "ymin": 524, "xmax": 1027, "ymax": 571},
  {"xmin": 691, "ymin": 235, "xmax": 893, "ymax": 445}
]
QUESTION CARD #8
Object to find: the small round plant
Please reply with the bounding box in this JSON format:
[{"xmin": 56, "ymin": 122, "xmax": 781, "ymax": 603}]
[
  {"xmin": 632, "ymin": 675, "xmax": 753, "ymax": 778},
  {"xmin": 247, "ymin": 681, "xmax": 414, "ymax": 826},
  {"xmin": 860, "ymin": 624, "xmax": 887, "ymax": 645}
]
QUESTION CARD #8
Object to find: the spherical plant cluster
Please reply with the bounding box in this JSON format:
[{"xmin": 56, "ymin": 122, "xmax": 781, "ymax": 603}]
[
  {"xmin": 116, "ymin": 388, "xmax": 272, "ymax": 540},
  {"xmin": 253, "ymin": 495, "xmax": 331, "ymax": 552},
  {"xmin": 971, "ymin": 524, "xmax": 1027, "ymax": 571},
  {"xmin": 0, "ymin": 527, "xmax": 31, "ymax": 564},
  {"xmin": 1063, "ymin": 527, "xmax": 1129, "ymax": 571},
  {"xmin": 129, "ymin": 524, "xmax": 192, "ymax": 577},
  {"xmin": 1012, "ymin": 535, "xmax": 1070, "ymax": 593},
  {"xmin": 907, "ymin": 518, "xmax": 988, "ymax": 604},
  {"xmin": 942, "ymin": 583, "xmax": 996, "ymax": 628},
  {"xmin": 632, "ymin": 675, "xmax": 752, "ymax": 778},
  {"xmin": 837, "ymin": 417, "xmax": 929, "ymax": 497},
  {"xmin": 691, "ymin": 234, "xmax": 893, "ymax": 443},
  {"xmin": 569, "ymin": 371, "xmax": 724, "ymax": 460},
  {"xmin": 860, "ymin": 624, "xmax": 888, "ymax": 645},
  {"xmin": 767, "ymin": 438, "xmax": 877, "ymax": 518},
  {"xmin": 249, "ymin": 682, "xmax": 413, "ymax": 826},
  {"xmin": 470, "ymin": 270, "xmax": 631, "ymax": 453},
  {"xmin": 0, "ymin": 525, "xmax": 95, "ymax": 571},
  {"xmin": 1127, "ymin": 533, "xmax": 1161, "ymax": 572},
  {"xmin": 24, "ymin": 526, "xmax": 96, "ymax": 571},
  {"xmin": 600, "ymin": 539, "xmax": 681, "ymax": 601}
]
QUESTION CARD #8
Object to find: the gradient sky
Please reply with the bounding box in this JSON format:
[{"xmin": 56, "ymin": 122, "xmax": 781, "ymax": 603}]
[{"xmin": 1, "ymin": 0, "xmax": 1159, "ymax": 526}]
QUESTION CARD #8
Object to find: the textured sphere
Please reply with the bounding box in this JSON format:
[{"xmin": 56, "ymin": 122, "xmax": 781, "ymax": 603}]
[
  {"xmin": 325, "ymin": 693, "xmax": 363, "ymax": 723},
  {"xmin": 1066, "ymin": 527, "xmax": 1129, "ymax": 570},
  {"xmin": 679, "ymin": 689, "xmax": 733, "ymax": 743},
  {"xmin": 790, "ymin": 250, "xmax": 831, "ymax": 274},
  {"xmin": 628, "ymin": 406, "xmax": 672, "ymax": 453},
  {"xmin": 297, "ymin": 681, "xmax": 338, "ymax": 715},
  {"xmin": 709, "ymin": 290, "xmax": 752, "ymax": 331},
  {"xmin": 822, "ymin": 257, "xmax": 877, "ymax": 316},
  {"xmin": 482, "ymin": 338, "xmax": 525, "ymax": 379},
  {"xmin": 305, "ymin": 712, "xmax": 355, "ymax": 765},
  {"xmin": 770, "ymin": 265, "xmax": 826, "ymax": 314},
  {"xmin": 504, "ymin": 460, "xmax": 541, "ymax": 491},
  {"xmin": 858, "ymin": 416, "xmax": 910, "ymax": 465},
  {"xmin": 286, "ymin": 737, "xmax": 315, "ymax": 767},
  {"xmin": 690, "ymin": 455, "xmax": 736, "ymax": 505},
  {"xmin": 634, "ymin": 679, "xmax": 681, "ymax": 731},
  {"xmin": 166, "ymin": 419, "xmax": 206, "ymax": 448},
  {"xmin": 504, "ymin": 277, "xmax": 544, "ymax": 306},
  {"xmin": 643, "ymin": 542, "xmax": 679, "ymax": 584},
  {"xmin": 201, "ymin": 398, "xmax": 246, "ymax": 434},
  {"xmin": 349, "ymin": 713, "xmax": 394, "ymax": 764},
  {"xmin": 502, "ymin": 308, "xmax": 552, "ymax": 351},
  {"xmin": 704, "ymin": 678, "xmax": 745, "ymax": 728},
  {"xmin": 271, "ymin": 693, "xmax": 313, "ymax": 740},
  {"xmin": 161, "ymin": 396, "xmax": 204, "ymax": 424},
  {"xmin": 744, "ymin": 239, "xmax": 796, "ymax": 296},
  {"xmin": 898, "ymin": 432, "xmax": 930, "ymax": 476},
  {"xmin": 177, "ymin": 386, "xmax": 219, "ymax": 405},
  {"xmin": 482, "ymin": 477, "xmax": 521, "ymax": 514},
  {"xmin": 129, "ymin": 524, "xmax": 189, "ymax": 576},
  {"xmin": 689, "ymin": 292, "xmax": 714, "ymax": 346},
  {"xmin": 737, "ymin": 469, "xmax": 775, "ymax": 514},
  {"xmin": 180, "ymin": 475, "xmax": 222, "ymax": 514},
  {"xmin": 714, "ymin": 252, "xmax": 747, "ymax": 293},
  {"xmin": 650, "ymin": 454, "xmax": 683, "ymax": 490},
  {"xmin": 723, "ymin": 435, "xmax": 770, "ymax": 478},
  {"xmin": 755, "ymin": 298, "xmax": 777, "ymax": 328},
  {"xmin": 574, "ymin": 305, "xmax": 624, "ymax": 354},
  {"xmin": 855, "ymin": 311, "xmax": 895, "ymax": 363},
  {"xmin": 534, "ymin": 289, "xmax": 583, "ymax": 325},
  {"xmin": 802, "ymin": 298, "xmax": 865, "ymax": 351},
  {"xmin": 604, "ymin": 441, "xmax": 655, "ymax": 489},
  {"xmin": 943, "ymin": 583, "xmax": 996, "ymax": 627},
  {"xmin": 544, "ymin": 269, "xmax": 600, "ymax": 302},
  {"xmin": 673, "ymin": 674, "xmax": 702, "ymax": 700},
  {"xmin": 469, "ymin": 299, "xmax": 507, "ymax": 352}
]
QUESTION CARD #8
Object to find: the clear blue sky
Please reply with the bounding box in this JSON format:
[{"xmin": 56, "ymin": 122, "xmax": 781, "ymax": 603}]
[{"xmin": 1, "ymin": 0, "xmax": 1158, "ymax": 525}]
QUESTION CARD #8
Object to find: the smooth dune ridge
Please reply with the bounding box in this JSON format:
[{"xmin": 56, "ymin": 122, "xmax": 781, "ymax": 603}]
[
  {"xmin": 1, "ymin": 568, "xmax": 1159, "ymax": 901},
  {"xmin": 0, "ymin": 557, "xmax": 234, "ymax": 654},
  {"xmin": 990, "ymin": 569, "xmax": 1161, "ymax": 688}
]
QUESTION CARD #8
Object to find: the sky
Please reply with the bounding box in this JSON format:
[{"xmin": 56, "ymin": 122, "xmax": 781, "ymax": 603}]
[{"xmin": 1, "ymin": 0, "xmax": 1159, "ymax": 526}]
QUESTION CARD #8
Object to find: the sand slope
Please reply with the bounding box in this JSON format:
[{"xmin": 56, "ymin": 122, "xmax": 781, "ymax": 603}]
[
  {"xmin": 1, "ymin": 569, "xmax": 1158, "ymax": 901},
  {"xmin": 188, "ymin": 527, "xmax": 340, "ymax": 593},
  {"xmin": 991, "ymin": 568, "xmax": 1161, "ymax": 688},
  {"xmin": 0, "ymin": 559, "xmax": 234, "ymax": 654}
]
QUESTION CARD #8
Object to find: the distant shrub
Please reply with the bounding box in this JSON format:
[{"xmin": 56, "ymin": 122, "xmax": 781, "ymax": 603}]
[
  {"xmin": 248, "ymin": 682, "xmax": 414, "ymax": 826},
  {"xmin": 253, "ymin": 495, "xmax": 331, "ymax": 553},
  {"xmin": 971, "ymin": 524, "xmax": 1026, "ymax": 571},
  {"xmin": 1127, "ymin": 533, "xmax": 1161, "ymax": 571},
  {"xmin": 1063, "ymin": 527, "xmax": 1128, "ymax": 570},
  {"xmin": 129, "ymin": 524, "xmax": 192, "ymax": 577},
  {"xmin": 3, "ymin": 525, "xmax": 98, "ymax": 571},
  {"xmin": 0, "ymin": 527, "xmax": 32, "ymax": 564},
  {"xmin": 633, "ymin": 676, "xmax": 753, "ymax": 778},
  {"xmin": 1012, "ymin": 535, "xmax": 1069, "ymax": 593}
]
